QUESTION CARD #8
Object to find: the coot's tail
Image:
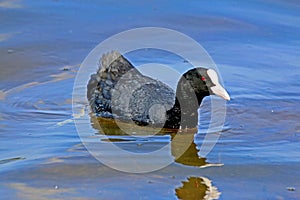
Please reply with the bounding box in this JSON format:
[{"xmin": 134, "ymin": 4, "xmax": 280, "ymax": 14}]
[{"xmin": 87, "ymin": 51, "xmax": 135, "ymax": 116}]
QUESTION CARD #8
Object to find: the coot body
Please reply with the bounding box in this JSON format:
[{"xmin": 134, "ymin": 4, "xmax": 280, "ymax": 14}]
[{"xmin": 87, "ymin": 51, "xmax": 230, "ymax": 129}]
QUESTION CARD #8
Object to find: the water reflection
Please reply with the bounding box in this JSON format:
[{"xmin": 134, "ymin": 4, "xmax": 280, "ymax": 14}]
[
  {"xmin": 91, "ymin": 116, "xmax": 208, "ymax": 167},
  {"xmin": 90, "ymin": 115, "xmax": 221, "ymax": 199},
  {"xmin": 175, "ymin": 177, "xmax": 221, "ymax": 200}
]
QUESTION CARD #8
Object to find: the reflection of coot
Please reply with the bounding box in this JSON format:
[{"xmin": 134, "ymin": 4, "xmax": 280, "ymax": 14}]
[
  {"xmin": 175, "ymin": 177, "xmax": 221, "ymax": 200},
  {"xmin": 87, "ymin": 51, "xmax": 230, "ymax": 130},
  {"xmin": 170, "ymin": 133, "xmax": 207, "ymax": 167}
]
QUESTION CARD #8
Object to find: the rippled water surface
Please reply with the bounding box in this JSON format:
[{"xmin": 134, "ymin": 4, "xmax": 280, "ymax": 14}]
[{"xmin": 1, "ymin": 0, "xmax": 300, "ymax": 199}]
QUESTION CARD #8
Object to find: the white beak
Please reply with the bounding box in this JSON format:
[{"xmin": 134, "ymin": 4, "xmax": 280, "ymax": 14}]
[
  {"xmin": 207, "ymin": 69, "xmax": 230, "ymax": 101},
  {"xmin": 210, "ymin": 85, "xmax": 231, "ymax": 100}
]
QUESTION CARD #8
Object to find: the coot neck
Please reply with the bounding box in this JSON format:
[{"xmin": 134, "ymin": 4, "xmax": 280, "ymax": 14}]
[{"xmin": 164, "ymin": 94, "xmax": 204, "ymax": 130}]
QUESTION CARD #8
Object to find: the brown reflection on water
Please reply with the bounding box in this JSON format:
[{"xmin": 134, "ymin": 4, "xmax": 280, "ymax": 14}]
[
  {"xmin": 171, "ymin": 134, "xmax": 207, "ymax": 167},
  {"xmin": 90, "ymin": 116, "xmax": 221, "ymax": 199},
  {"xmin": 175, "ymin": 177, "xmax": 221, "ymax": 200},
  {"xmin": 91, "ymin": 116, "xmax": 208, "ymax": 167}
]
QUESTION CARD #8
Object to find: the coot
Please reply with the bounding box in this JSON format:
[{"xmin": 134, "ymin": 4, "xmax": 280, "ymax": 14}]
[{"xmin": 87, "ymin": 51, "xmax": 230, "ymax": 130}]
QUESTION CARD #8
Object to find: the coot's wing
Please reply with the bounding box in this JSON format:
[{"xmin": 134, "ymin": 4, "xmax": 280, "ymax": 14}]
[{"xmin": 87, "ymin": 51, "xmax": 175, "ymax": 126}]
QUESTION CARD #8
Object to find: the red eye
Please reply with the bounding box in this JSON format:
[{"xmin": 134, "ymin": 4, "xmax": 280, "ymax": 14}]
[{"xmin": 201, "ymin": 76, "xmax": 206, "ymax": 81}]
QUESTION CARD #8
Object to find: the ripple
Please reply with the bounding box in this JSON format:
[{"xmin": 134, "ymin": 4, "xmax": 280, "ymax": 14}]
[{"xmin": 0, "ymin": 157, "xmax": 25, "ymax": 165}]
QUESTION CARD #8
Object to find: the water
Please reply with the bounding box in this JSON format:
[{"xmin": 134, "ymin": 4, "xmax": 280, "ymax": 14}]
[{"xmin": 1, "ymin": 0, "xmax": 300, "ymax": 199}]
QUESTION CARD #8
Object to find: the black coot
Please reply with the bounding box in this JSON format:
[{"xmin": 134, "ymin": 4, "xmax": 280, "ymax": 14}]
[{"xmin": 87, "ymin": 51, "xmax": 230, "ymax": 130}]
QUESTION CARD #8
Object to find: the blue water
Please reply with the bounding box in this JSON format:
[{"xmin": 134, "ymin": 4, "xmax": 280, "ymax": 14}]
[{"xmin": 1, "ymin": 0, "xmax": 300, "ymax": 199}]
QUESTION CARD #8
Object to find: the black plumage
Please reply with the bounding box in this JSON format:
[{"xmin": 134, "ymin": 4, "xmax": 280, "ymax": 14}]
[{"xmin": 87, "ymin": 51, "xmax": 230, "ymax": 130}]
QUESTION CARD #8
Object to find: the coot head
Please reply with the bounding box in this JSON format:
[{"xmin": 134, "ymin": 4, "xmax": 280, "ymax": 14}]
[
  {"xmin": 178, "ymin": 67, "xmax": 230, "ymax": 103},
  {"xmin": 166, "ymin": 67, "xmax": 230, "ymax": 129}
]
